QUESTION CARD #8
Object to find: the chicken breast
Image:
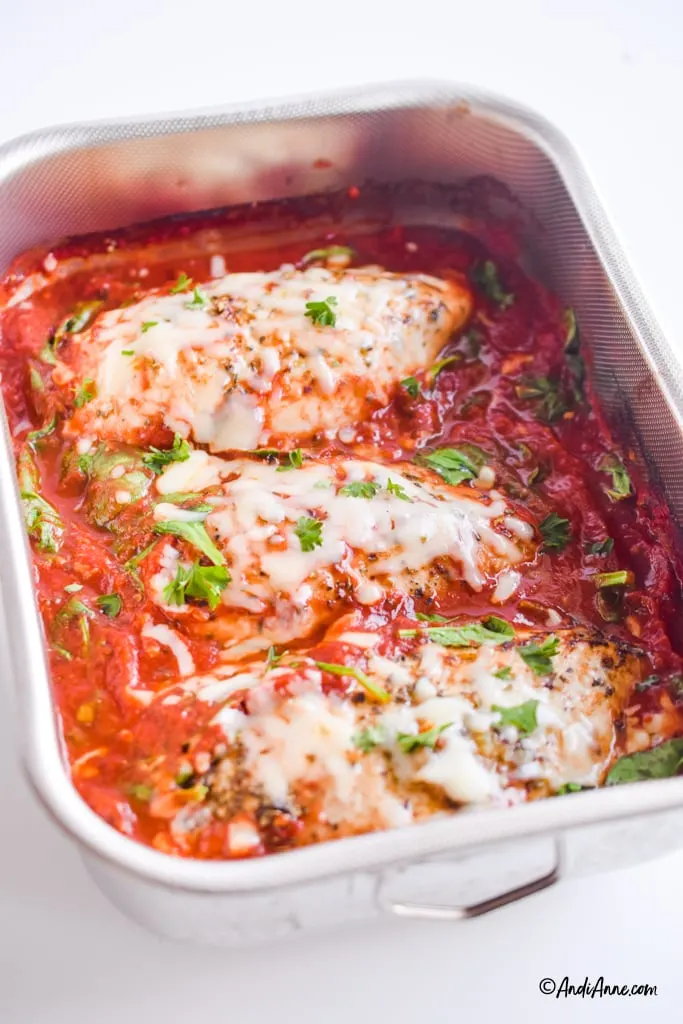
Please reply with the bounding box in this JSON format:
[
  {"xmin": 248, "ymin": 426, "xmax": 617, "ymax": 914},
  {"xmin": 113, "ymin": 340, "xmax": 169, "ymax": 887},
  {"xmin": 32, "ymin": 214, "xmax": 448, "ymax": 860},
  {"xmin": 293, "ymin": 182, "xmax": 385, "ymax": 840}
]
[
  {"xmin": 144, "ymin": 452, "xmax": 537, "ymax": 656},
  {"xmin": 59, "ymin": 265, "xmax": 471, "ymax": 452},
  {"xmin": 128, "ymin": 622, "xmax": 645, "ymax": 856}
]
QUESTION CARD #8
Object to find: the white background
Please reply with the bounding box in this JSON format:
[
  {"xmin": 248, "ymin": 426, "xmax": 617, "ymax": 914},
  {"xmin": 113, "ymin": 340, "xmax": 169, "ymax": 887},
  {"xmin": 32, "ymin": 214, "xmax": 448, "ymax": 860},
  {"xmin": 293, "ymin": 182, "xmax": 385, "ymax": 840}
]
[{"xmin": 1, "ymin": 1, "xmax": 682, "ymax": 1020}]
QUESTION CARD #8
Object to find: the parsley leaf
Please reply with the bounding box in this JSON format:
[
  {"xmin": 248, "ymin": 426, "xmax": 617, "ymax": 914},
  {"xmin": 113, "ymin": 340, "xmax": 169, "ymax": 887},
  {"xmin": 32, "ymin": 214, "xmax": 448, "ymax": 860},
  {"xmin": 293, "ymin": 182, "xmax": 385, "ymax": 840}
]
[
  {"xmin": 587, "ymin": 537, "xmax": 614, "ymax": 556},
  {"xmin": 266, "ymin": 646, "xmax": 283, "ymax": 670},
  {"xmin": 471, "ymin": 260, "xmax": 514, "ymax": 309},
  {"xmin": 353, "ymin": 726, "xmax": 384, "ymax": 753},
  {"xmin": 27, "ymin": 416, "xmax": 57, "ymax": 448},
  {"xmin": 599, "ymin": 454, "xmax": 632, "ymax": 501},
  {"xmin": 493, "ymin": 666, "xmax": 513, "ymax": 680},
  {"xmin": 275, "ymin": 449, "xmax": 304, "ymax": 472},
  {"xmin": 339, "ymin": 481, "xmax": 379, "ymax": 499},
  {"xmin": 399, "ymin": 616, "xmax": 515, "ymax": 647},
  {"xmin": 415, "ymin": 612, "xmax": 449, "ymax": 623},
  {"xmin": 492, "ymin": 699, "xmax": 538, "ymax": 736},
  {"xmin": 314, "ymin": 660, "xmax": 390, "ymax": 703},
  {"xmin": 154, "ymin": 520, "xmax": 225, "ymax": 566},
  {"xmin": 170, "ymin": 272, "xmax": 192, "ymax": 294},
  {"xmin": 302, "ymin": 245, "xmax": 354, "ymax": 264},
  {"xmin": 418, "ymin": 447, "xmax": 479, "ymax": 486},
  {"xmin": 142, "ymin": 434, "xmax": 191, "ymax": 474},
  {"xmin": 401, "ymin": 376, "xmax": 420, "ymax": 398},
  {"xmin": 539, "ymin": 512, "xmax": 572, "ymax": 552},
  {"xmin": 386, "ymin": 478, "xmax": 411, "ymax": 501},
  {"xmin": 304, "ymin": 296, "xmax": 337, "ymax": 327},
  {"xmin": 557, "ymin": 782, "xmax": 586, "ymax": 795},
  {"xmin": 141, "ymin": 320, "xmax": 158, "ymax": 333},
  {"xmin": 96, "ymin": 593, "xmax": 122, "ymax": 617},
  {"xmin": 606, "ymin": 738, "xmax": 683, "ymax": 785},
  {"xmin": 429, "ymin": 354, "xmax": 461, "ymax": 380},
  {"xmin": 294, "ymin": 516, "xmax": 323, "ymax": 552},
  {"xmin": 74, "ymin": 379, "xmax": 96, "ymax": 408},
  {"xmin": 518, "ymin": 635, "xmax": 559, "ymax": 675},
  {"xmin": 163, "ymin": 561, "xmax": 230, "ymax": 610},
  {"xmin": 515, "ymin": 376, "xmax": 566, "ymax": 423},
  {"xmin": 185, "ymin": 287, "xmax": 207, "ymax": 310},
  {"xmin": 18, "ymin": 449, "xmax": 64, "ymax": 553},
  {"xmin": 397, "ymin": 723, "xmax": 452, "ymax": 753}
]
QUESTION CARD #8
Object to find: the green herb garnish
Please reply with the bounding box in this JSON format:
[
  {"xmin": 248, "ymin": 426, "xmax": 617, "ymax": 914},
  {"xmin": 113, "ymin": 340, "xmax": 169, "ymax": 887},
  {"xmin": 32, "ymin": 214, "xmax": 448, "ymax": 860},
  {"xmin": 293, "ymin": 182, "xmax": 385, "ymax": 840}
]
[
  {"xmin": 304, "ymin": 296, "xmax": 338, "ymax": 327},
  {"xmin": 163, "ymin": 561, "xmax": 230, "ymax": 610},
  {"xmin": 401, "ymin": 376, "xmax": 420, "ymax": 398},
  {"xmin": 415, "ymin": 612, "xmax": 449, "ymax": 623},
  {"xmin": 294, "ymin": 516, "xmax": 323, "ymax": 552},
  {"xmin": 418, "ymin": 447, "xmax": 479, "ymax": 486},
  {"xmin": 515, "ymin": 376, "xmax": 566, "ymax": 423},
  {"xmin": 386, "ymin": 478, "xmax": 411, "ymax": 501},
  {"xmin": 587, "ymin": 537, "xmax": 614, "ymax": 556},
  {"xmin": 185, "ymin": 287, "xmax": 207, "ymax": 310},
  {"xmin": 471, "ymin": 260, "xmax": 514, "ymax": 309},
  {"xmin": 599, "ymin": 454, "xmax": 632, "ymax": 502},
  {"xmin": 170, "ymin": 271, "xmax": 192, "ymax": 294},
  {"xmin": 539, "ymin": 512, "xmax": 572, "ymax": 552},
  {"xmin": 314, "ymin": 660, "xmax": 390, "ymax": 703},
  {"xmin": 593, "ymin": 570, "xmax": 633, "ymax": 589},
  {"xmin": 429, "ymin": 354, "xmax": 461, "ymax": 380},
  {"xmin": 275, "ymin": 448, "xmax": 304, "ymax": 472},
  {"xmin": 27, "ymin": 416, "xmax": 57, "ymax": 448},
  {"xmin": 606, "ymin": 738, "xmax": 683, "ymax": 785},
  {"xmin": 154, "ymin": 520, "xmax": 225, "ymax": 566},
  {"xmin": 493, "ymin": 666, "xmax": 513, "ymax": 680},
  {"xmin": 557, "ymin": 782, "xmax": 585, "ymax": 795},
  {"xmin": 96, "ymin": 593, "xmax": 122, "ymax": 617},
  {"xmin": 492, "ymin": 699, "xmax": 538, "ymax": 736},
  {"xmin": 18, "ymin": 449, "xmax": 64, "ymax": 553},
  {"xmin": 518, "ymin": 635, "xmax": 559, "ymax": 675},
  {"xmin": 339, "ymin": 481, "xmax": 379, "ymax": 499},
  {"xmin": 397, "ymin": 722, "xmax": 452, "ymax": 753},
  {"xmin": 142, "ymin": 434, "xmax": 191, "ymax": 474},
  {"xmin": 74, "ymin": 379, "xmax": 96, "ymax": 408},
  {"xmin": 353, "ymin": 726, "xmax": 384, "ymax": 753},
  {"xmin": 399, "ymin": 616, "xmax": 515, "ymax": 647},
  {"xmin": 141, "ymin": 321, "xmax": 158, "ymax": 333}
]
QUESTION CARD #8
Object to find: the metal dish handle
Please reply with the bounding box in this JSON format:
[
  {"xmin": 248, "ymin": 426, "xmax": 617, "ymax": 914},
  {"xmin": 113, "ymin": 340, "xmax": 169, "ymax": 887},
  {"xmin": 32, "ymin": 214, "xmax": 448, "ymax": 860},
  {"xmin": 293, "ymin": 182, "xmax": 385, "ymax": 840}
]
[{"xmin": 387, "ymin": 840, "xmax": 561, "ymax": 921}]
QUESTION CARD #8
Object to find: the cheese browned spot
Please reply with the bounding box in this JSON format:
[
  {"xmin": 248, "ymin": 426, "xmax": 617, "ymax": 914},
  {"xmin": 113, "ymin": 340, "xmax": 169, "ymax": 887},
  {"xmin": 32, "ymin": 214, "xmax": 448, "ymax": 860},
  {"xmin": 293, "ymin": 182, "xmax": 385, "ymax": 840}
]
[
  {"xmin": 61, "ymin": 265, "xmax": 471, "ymax": 451},
  {"xmin": 148, "ymin": 454, "xmax": 536, "ymax": 654},
  {"xmin": 136, "ymin": 627, "xmax": 643, "ymax": 849}
]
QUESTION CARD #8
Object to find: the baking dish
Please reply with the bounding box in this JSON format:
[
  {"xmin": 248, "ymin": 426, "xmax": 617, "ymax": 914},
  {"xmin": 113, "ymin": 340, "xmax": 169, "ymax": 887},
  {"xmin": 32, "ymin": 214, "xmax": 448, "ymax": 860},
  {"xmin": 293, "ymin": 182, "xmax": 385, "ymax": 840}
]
[{"xmin": 2, "ymin": 80, "xmax": 683, "ymax": 945}]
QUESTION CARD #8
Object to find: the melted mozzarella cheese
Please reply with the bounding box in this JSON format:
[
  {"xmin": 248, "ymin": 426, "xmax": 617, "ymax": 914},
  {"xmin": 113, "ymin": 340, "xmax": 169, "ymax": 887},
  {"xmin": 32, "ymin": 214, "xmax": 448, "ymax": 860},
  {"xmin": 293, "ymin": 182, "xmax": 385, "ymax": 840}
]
[
  {"xmin": 151, "ymin": 457, "xmax": 535, "ymax": 648},
  {"xmin": 187, "ymin": 629, "xmax": 639, "ymax": 839},
  {"xmin": 63, "ymin": 265, "xmax": 471, "ymax": 451}
]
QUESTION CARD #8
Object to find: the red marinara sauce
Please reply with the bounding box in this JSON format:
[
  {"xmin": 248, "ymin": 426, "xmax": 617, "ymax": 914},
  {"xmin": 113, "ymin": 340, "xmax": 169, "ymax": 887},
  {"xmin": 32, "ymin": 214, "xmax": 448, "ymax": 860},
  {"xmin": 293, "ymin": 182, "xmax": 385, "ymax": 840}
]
[{"xmin": 1, "ymin": 182, "xmax": 683, "ymax": 859}]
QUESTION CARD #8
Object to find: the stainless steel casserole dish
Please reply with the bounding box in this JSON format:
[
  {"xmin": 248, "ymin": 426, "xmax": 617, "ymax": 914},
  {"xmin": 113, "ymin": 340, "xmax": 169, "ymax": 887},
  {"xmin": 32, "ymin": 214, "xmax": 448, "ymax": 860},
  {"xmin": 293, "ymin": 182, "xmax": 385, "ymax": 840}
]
[{"xmin": 1, "ymin": 81, "xmax": 683, "ymax": 946}]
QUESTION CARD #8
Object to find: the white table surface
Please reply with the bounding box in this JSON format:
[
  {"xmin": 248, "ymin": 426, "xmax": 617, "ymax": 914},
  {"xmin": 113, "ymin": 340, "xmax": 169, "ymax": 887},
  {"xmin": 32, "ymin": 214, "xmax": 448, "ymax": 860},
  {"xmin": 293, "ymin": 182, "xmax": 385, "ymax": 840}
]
[{"xmin": 2, "ymin": 1, "xmax": 683, "ymax": 1020}]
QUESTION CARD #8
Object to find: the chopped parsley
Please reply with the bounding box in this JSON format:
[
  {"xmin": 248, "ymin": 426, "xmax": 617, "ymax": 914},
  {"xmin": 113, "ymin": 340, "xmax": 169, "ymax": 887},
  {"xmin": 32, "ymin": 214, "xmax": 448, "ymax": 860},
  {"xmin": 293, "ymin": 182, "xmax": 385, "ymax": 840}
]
[
  {"xmin": 539, "ymin": 512, "xmax": 572, "ymax": 552},
  {"xmin": 96, "ymin": 593, "xmax": 122, "ymax": 617},
  {"xmin": 492, "ymin": 699, "xmax": 539, "ymax": 736},
  {"xmin": 302, "ymin": 245, "xmax": 354, "ymax": 263},
  {"xmin": 557, "ymin": 782, "xmax": 585, "ymax": 795},
  {"xmin": 418, "ymin": 447, "xmax": 479, "ymax": 486},
  {"xmin": 185, "ymin": 287, "xmax": 207, "ymax": 310},
  {"xmin": 314, "ymin": 660, "xmax": 390, "ymax": 703},
  {"xmin": 294, "ymin": 516, "xmax": 323, "ymax": 552},
  {"xmin": 515, "ymin": 376, "xmax": 566, "ymax": 423},
  {"xmin": 429, "ymin": 354, "xmax": 461, "ymax": 380},
  {"xmin": 353, "ymin": 726, "xmax": 384, "ymax": 753},
  {"xmin": 154, "ymin": 520, "xmax": 225, "ymax": 566},
  {"xmin": 121, "ymin": 349, "xmax": 135, "ymax": 356},
  {"xmin": 304, "ymin": 296, "xmax": 338, "ymax": 327},
  {"xmin": 266, "ymin": 646, "xmax": 283, "ymax": 670},
  {"xmin": 74, "ymin": 379, "xmax": 96, "ymax": 408},
  {"xmin": 170, "ymin": 271, "xmax": 192, "ymax": 294},
  {"xmin": 386, "ymin": 478, "xmax": 411, "ymax": 501},
  {"xmin": 415, "ymin": 612, "xmax": 449, "ymax": 623},
  {"xmin": 141, "ymin": 320, "xmax": 158, "ymax": 333},
  {"xmin": 587, "ymin": 537, "xmax": 614, "ymax": 556},
  {"xmin": 275, "ymin": 448, "xmax": 304, "ymax": 472},
  {"xmin": 397, "ymin": 723, "xmax": 452, "ymax": 753},
  {"xmin": 26, "ymin": 416, "xmax": 57, "ymax": 448},
  {"xmin": 635, "ymin": 675, "xmax": 660, "ymax": 693},
  {"xmin": 401, "ymin": 376, "xmax": 420, "ymax": 398},
  {"xmin": 471, "ymin": 260, "xmax": 514, "ymax": 309},
  {"xmin": 399, "ymin": 616, "xmax": 515, "ymax": 647},
  {"xmin": 599, "ymin": 454, "xmax": 632, "ymax": 502},
  {"xmin": 163, "ymin": 561, "xmax": 231, "ymax": 610},
  {"xmin": 493, "ymin": 666, "xmax": 513, "ymax": 680},
  {"xmin": 18, "ymin": 449, "xmax": 64, "ymax": 553},
  {"xmin": 518, "ymin": 635, "xmax": 559, "ymax": 675},
  {"xmin": 339, "ymin": 481, "xmax": 379, "ymax": 499},
  {"xmin": 142, "ymin": 434, "xmax": 191, "ymax": 474},
  {"xmin": 64, "ymin": 583, "xmax": 83, "ymax": 594},
  {"xmin": 606, "ymin": 738, "xmax": 683, "ymax": 785},
  {"xmin": 42, "ymin": 300, "xmax": 103, "ymax": 365}
]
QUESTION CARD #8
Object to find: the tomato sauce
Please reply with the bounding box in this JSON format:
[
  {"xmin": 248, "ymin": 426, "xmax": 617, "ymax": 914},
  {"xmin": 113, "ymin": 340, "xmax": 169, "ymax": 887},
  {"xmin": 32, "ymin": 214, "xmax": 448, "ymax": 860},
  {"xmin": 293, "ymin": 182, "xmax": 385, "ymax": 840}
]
[{"xmin": 2, "ymin": 182, "xmax": 683, "ymax": 858}]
